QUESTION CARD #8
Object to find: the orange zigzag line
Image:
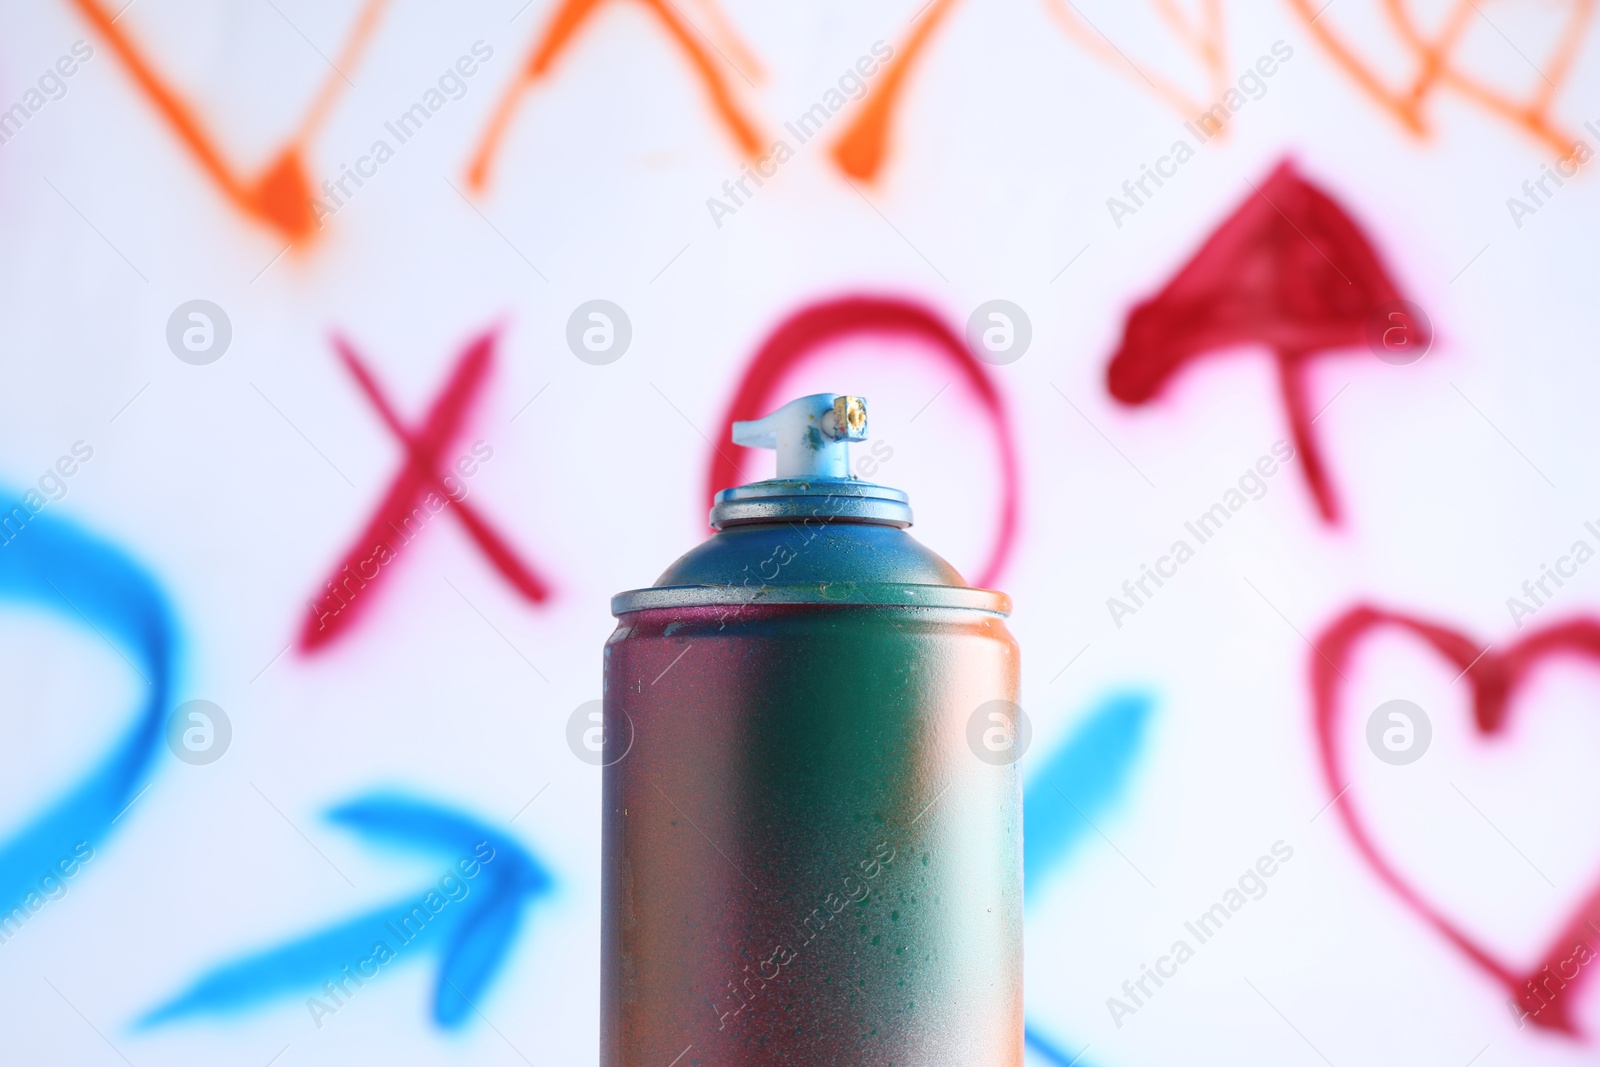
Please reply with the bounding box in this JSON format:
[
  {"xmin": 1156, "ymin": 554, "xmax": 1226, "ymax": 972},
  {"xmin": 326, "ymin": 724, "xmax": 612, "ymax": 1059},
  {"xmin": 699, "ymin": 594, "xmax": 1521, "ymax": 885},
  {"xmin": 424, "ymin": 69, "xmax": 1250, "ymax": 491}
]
[
  {"xmin": 1287, "ymin": 0, "xmax": 1596, "ymax": 157},
  {"xmin": 833, "ymin": 0, "xmax": 1231, "ymax": 183},
  {"xmin": 68, "ymin": 0, "xmax": 388, "ymax": 242},
  {"xmin": 1045, "ymin": 0, "xmax": 1229, "ymax": 123},
  {"xmin": 466, "ymin": 0, "xmax": 765, "ymax": 192},
  {"xmin": 832, "ymin": 0, "xmax": 965, "ymax": 182}
]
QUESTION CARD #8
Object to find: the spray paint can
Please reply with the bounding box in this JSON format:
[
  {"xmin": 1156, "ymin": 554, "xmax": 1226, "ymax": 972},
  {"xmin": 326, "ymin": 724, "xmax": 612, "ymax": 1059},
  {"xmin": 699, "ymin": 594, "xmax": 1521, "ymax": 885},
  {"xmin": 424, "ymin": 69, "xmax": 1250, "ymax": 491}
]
[{"xmin": 603, "ymin": 393, "xmax": 1022, "ymax": 1066}]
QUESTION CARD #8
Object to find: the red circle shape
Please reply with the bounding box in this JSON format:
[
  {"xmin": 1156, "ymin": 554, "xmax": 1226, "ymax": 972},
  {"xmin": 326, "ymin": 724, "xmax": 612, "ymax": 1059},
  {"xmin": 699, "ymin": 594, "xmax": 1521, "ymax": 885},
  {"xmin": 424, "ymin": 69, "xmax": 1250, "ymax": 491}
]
[{"xmin": 705, "ymin": 294, "xmax": 1020, "ymax": 591}]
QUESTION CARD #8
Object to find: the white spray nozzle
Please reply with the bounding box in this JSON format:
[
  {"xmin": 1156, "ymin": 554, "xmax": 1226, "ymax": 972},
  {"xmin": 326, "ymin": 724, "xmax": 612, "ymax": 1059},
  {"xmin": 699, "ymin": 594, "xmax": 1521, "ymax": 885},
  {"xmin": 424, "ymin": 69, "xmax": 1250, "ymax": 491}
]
[{"xmin": 732, "ymin": 394, "xmax": 868, "ymax": 479}]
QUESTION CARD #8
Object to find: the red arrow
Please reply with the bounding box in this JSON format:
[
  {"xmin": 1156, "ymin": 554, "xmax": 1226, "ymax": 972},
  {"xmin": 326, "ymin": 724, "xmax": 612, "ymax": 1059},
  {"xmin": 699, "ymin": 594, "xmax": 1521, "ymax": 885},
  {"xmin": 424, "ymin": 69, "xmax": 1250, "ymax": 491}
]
[{"xmin": 1106, "ymin": 159, "xmax": 1426, "ymax": 524}]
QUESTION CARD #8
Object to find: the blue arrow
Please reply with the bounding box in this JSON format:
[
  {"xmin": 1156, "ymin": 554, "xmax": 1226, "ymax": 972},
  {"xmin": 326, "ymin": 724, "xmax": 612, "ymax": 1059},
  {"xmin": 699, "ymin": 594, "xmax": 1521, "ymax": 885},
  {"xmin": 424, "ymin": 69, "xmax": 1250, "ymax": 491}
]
[
  {"xmin": 1022, "ymin": 691, "xmax": 1156, "ymax": 1067},
  {"xmin": 140, "ymin": 792, "xmax": 554, "ymax": 1029},
  {"xmin": 0, "ymin": 488, "xmax": 177, "ymax": 930}
]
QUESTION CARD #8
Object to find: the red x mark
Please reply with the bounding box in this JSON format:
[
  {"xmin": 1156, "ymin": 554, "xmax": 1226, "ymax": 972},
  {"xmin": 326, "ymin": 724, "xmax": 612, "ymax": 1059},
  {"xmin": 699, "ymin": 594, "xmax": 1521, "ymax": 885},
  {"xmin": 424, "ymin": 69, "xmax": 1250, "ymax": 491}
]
[{"xmin": 299, "ymin": 328, "xmax": 550, "ymax": 653}]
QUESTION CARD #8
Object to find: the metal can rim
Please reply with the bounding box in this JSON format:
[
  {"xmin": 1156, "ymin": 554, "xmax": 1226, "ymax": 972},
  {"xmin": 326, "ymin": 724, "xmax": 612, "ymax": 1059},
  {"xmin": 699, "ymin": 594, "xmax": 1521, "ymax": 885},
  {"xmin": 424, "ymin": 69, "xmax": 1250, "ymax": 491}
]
[
  {"xmin": 708, "ymin": 479, "xmax": 913, "ymax": 530},
  {"xmin": 610, "ymin": 581, "xmax": 1011, "ymax": 617}
]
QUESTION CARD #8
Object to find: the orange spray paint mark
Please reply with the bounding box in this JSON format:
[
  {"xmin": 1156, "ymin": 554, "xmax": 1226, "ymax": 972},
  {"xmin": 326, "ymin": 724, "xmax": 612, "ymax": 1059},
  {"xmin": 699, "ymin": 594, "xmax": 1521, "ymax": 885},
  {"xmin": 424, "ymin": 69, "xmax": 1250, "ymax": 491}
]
[
  {"xmin": 1287, "ymin": 0, "xmax": 1596, "ymax": 156},
  {"xmin": 68, "ymin": 0, "xmax": 389, "ymax": 242},
  {"xmin": 831, "ymin": 0, "xmax": 963, "ymax": 182},
  {"xmin": 466, "ymin": 0, "xmax": 764, "ymax": 192},
  {"xmin": 1043, "ymin": 0, "xmax": 1229, "ymax": 126},
  {"xmin": 687, "ymin": 0, "xmax": 765, "ymax": 84}
]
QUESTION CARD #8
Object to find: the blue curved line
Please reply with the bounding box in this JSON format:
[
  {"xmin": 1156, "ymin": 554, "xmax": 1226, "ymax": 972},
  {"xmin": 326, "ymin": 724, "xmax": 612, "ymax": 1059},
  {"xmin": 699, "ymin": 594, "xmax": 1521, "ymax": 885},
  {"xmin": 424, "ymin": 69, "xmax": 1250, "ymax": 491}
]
[{"xmin": 0, "ymin": 490, "xmax": 176, "ymax": 922}]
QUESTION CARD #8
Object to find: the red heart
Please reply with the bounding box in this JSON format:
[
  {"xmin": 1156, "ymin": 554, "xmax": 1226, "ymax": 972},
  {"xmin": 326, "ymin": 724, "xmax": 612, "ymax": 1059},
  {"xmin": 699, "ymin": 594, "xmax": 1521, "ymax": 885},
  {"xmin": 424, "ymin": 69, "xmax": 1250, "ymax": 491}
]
[{"xmin": 1312, "ymin": 604, "xmax": 1600, "ymax": 1036}]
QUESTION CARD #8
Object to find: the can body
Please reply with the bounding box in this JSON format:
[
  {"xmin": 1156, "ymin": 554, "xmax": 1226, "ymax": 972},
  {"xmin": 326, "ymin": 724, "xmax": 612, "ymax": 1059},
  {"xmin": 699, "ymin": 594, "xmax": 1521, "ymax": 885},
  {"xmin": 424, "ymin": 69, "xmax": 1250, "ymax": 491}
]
[{"xmin": 601, "ymin": 598, "xmax": 1021, "ymax": 1066}]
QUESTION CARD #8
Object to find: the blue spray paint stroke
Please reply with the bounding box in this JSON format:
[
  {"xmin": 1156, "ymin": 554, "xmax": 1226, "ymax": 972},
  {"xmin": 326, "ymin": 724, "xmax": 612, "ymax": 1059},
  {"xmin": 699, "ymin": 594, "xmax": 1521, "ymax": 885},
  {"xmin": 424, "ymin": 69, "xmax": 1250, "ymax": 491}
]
[
  {"xmin": 1022, "ymin": 691, "xmax": 1156, "ymax": 1067},
  {"xmin": 141, "ymin": 793, "xmax": 554, "ymax": 1029},
  {"xmin": 0, "ymin": 489, "xmax": 177, "ymax": 920},
  {"xmin": 1024, "ymin": 691, "xmax": 1155, "ymax": 899},
  {"xmin": 1024, "ymin": 1021, "xmax": 1093, "ymax": 1066}
]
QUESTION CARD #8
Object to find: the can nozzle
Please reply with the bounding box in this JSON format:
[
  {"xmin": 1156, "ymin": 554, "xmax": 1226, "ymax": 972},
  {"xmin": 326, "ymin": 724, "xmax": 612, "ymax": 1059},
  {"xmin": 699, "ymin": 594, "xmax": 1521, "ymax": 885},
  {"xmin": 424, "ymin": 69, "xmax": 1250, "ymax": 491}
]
[{"xmin": 732, "ymin": 394, "xmax": 867, "ymax": 479}]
